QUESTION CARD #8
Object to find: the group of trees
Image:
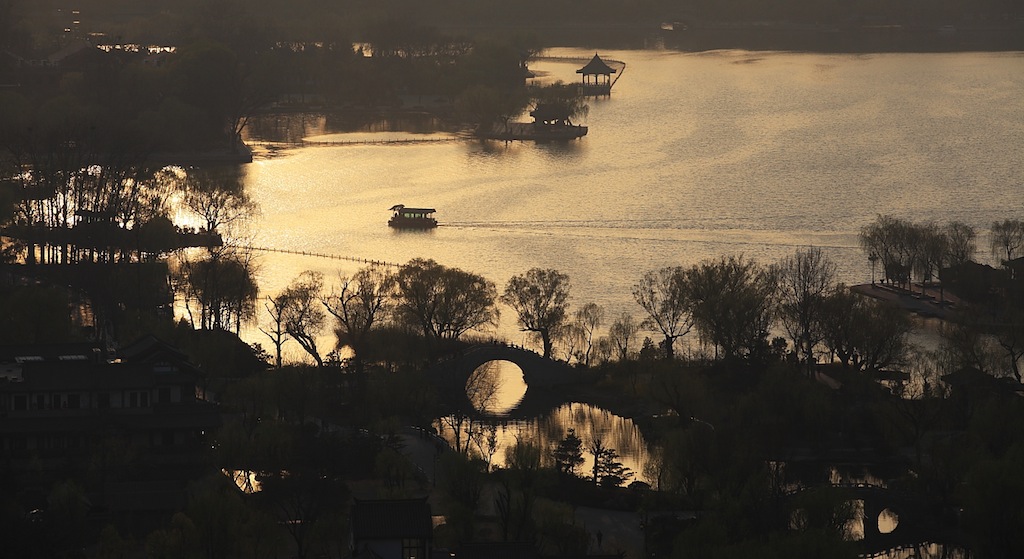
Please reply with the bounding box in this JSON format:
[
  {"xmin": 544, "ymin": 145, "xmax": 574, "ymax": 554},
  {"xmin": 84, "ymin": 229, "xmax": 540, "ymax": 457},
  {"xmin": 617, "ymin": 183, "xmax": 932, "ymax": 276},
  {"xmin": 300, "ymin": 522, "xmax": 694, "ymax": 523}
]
[
  {"xmin": 261, "ymin": 258, "xmax": 499, "ymax": 369},
  {"xmin": 262, "ymin": 246, "xmax": 923, "ymax": 377},
  {"xmin": 498, "ymin": 250, "xmax": 913, "ymax": 375},
  {"xmin": 858, "ymin": 215, "xmax": 1024, "ymax": 290}
]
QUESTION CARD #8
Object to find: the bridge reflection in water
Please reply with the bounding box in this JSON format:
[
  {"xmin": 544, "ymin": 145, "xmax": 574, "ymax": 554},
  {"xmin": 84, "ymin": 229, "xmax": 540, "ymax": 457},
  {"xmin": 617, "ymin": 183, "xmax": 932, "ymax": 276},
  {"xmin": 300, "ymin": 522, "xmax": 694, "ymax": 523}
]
[
  {"xmin": 787, "ymin": 482, "xmax": 966, "ymax": 558},
  {"xmin": 434, "ymin": 402, "xmax": 653, "ymax": 485},
  {"xmin": 429, "ymin": 344, "xmax": 653, "ymax": 484}
]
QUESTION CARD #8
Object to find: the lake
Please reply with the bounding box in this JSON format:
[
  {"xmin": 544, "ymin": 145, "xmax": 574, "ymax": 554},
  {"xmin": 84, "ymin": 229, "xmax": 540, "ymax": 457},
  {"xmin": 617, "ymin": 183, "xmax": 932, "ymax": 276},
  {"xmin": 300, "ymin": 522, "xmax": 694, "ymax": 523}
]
[{"xmin": 240, "ymin": 48, "xmax": 1024, "ymax": 356}]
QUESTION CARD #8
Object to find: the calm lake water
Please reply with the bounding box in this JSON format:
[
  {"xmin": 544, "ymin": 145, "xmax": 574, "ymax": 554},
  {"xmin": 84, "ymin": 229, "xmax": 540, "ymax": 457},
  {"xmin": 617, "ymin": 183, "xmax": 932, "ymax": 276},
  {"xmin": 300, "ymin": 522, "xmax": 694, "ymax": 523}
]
[{"xmin": 240, "ymin": 48, "xmax": 1024, "ymax": 354}]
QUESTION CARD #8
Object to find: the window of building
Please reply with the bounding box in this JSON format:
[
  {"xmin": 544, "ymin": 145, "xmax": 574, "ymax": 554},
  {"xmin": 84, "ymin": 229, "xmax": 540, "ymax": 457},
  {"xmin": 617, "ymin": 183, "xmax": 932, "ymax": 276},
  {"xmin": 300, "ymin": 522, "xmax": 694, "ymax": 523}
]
[
  {"xmin": 141, "ymin": 391, "xmax": 150, "ymax": 407},
  {"xmin": 67, "ymin": 394, "xmax": 80, "ymax": 409},
  {"xmin": 402, "ymin": 538, "xmax": 424, "ymax": 559},
  {"xmin": 129, "ymin": 392, "xmax": 139, "ymax": 408},
  {"xmin": 97, "ymin": 393, "xmax": 110, "ymax": 409},
  {"xmin": 13, "ymin": 395, "xmax": 27, "ymax": 411},
  {"xmin": 35, "ymin": 394, "xmax": 46, "ymax": 410},
  {"xmin": 158, "ymin": 387, "xmax": 171, "ymax": 404},
  {"xmin": 52, "ymin": 394, "xmax": 62, "ymax": 409}
]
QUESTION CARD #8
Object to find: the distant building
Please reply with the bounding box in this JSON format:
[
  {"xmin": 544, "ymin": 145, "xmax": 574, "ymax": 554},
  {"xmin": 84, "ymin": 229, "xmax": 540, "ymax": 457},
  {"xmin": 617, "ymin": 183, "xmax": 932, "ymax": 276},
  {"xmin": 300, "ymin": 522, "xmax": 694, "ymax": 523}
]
[
  {"xmin": 0, "ymin": 336, "xmax": 220, "ymax": 478},
  {"xmin": 351, "ymin": 498, "xmax": 435, "ymax": 559}
]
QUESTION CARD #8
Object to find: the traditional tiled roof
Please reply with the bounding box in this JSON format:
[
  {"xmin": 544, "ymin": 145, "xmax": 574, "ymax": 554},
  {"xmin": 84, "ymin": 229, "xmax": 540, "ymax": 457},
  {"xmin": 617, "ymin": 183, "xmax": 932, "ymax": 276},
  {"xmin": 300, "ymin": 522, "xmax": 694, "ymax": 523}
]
[
  {"xmin": 352, "ymin": 498, "xmax": 433, "ymax": 539},
  {"xmin": 577, "ymin": 53, "xmax": 616, "ymax": 76}
]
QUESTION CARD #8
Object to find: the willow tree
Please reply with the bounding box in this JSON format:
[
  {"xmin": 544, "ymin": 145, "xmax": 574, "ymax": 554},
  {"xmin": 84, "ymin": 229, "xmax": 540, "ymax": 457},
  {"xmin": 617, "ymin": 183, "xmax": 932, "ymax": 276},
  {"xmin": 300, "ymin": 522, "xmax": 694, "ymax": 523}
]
[
  {"xmin": 632, "ymin": 266, "xmax": 692, "ymax": 361},
  {"xmin": 282, "ymin": 271, "xmax": 326, "ymax": 367},
  {"xmin": 177, "ymin": 247, "xmax": 259, "ymax": 333},
  {"xmin": 776, "ymin": 247, "xmax": 837, "ymax": 373},
  {"xmin": 501, "ymin": 268, "xmax": 571, "ymax": 359},
  {"xmin": 990, "ymin": 219, "xmax": 1024, "ymax": 263},
  {"xmin": 322, "ymin": 265, "xmax": 395, "ymax": 373},
  {"xmin": 394, "ymin": 258, "xmax": 498, "ymax": 345},
  {"xmin": 686, "ymin": 256, "xmax": 777, "ymax": 362},
  {"xmin": 529, "ymin": 81, "xmax": 588, "ymax": 124}
]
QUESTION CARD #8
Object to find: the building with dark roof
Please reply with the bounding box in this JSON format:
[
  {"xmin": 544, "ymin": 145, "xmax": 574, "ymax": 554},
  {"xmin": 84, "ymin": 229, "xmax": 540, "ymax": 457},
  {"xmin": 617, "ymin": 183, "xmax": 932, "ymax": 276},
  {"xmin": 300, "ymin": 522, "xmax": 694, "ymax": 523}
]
[
  {"xmin": 0, "ymin": 337, "xmax": 220, "ymax": 483},
  {"xmin": 351, "ymin": 498, "xmax": 434, "ymax": 559}
]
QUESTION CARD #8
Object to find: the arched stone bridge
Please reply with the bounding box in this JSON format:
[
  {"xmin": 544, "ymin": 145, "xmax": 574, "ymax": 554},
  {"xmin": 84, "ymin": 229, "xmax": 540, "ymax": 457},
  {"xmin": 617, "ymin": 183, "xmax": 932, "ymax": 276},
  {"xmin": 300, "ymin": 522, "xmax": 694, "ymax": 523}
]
[
  {"xmin": 426, "ymin": 343, "xmax": 580, "ymax": 419},
  {"xmin": 787, "ymin": 483, "xmax": 954, "ymax": 556}
]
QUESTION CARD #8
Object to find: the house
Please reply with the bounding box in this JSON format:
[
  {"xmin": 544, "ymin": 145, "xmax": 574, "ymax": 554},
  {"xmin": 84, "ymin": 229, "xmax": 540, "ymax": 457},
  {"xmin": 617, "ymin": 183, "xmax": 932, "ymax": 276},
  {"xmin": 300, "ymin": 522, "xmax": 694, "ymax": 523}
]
[
  {"xmin": 0, "ymin": 336, "xmax": 220, "ymax": 477},
  {"xmin": 351, "ymin": 498, "xmax": 435, "ymax": 559}
]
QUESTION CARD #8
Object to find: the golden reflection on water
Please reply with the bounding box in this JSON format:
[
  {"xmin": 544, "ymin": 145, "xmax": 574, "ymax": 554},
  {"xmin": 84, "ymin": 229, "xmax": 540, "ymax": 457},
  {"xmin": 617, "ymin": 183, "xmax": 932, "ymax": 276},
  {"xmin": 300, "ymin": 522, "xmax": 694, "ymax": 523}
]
[
  {"xmin": 436, "ymin": 402, "xmax": 651, "ymax": 485},
  {"xmin": 466, "ymin": 360, "xmax": 528, "ymax": 415}
]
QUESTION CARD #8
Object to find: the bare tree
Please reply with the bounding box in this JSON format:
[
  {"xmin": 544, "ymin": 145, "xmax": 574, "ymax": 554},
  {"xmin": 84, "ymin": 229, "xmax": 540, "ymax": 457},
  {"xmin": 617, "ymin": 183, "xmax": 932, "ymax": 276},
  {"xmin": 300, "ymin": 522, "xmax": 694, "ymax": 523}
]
[
  {"xmin": 686, "ymin": 256, "xmax": 777, "ymax": 362},
  {"xmin": 776, "ymin": 247, "xmax": 837, "ymax": 374},
  {"xmin": 945, "ymin": 221, "xmax": 977, "ymax": 266},
  {"xmin": 632, "ymin": 266, "xmax": 692, "ymax": 360},
  {"xmin": 821, "ymin": 288, "xmax": 915, "ymax": 371},
  {"xmin": 914, "ymin": 222, "xmax": 949, "ymax": 286},
  {"xmin": 860, "ymin": 215, "xmax": 916, "ymax": 289},
  {"xmin": 501, "ymin": 268, "xmax": 571, "ymax": 358},
  {"xmin": 607, "ymin": 312, "xmax": 640, "ymax": 361},
  {"xmin": 394, "ymin": 258, "xmax": 498, "ymax": 344},
  {"xmin": 990, "ymin": 219, "xmax": 1024, "ymax": 263},
  {"xmin": 260, "ymin": 292, "xmax": 291, "ymax": 369},
  {"xmin": 322, "ymin": 265, "xmax": 395, "ymax": 373},
  {"xmin": 176, "ymin": 247, "xmax": 259, "ymax": 333},
  {"xmin": 179, "ymin": 167, "xmax": 256, "ymax": 241},
  {"xmin": 282, "ymin": 271, "xmax": 326, "ymax": 367},
  {"xmin": 578, "ymin": 303, "xmax": 605, "ymax": 366}
]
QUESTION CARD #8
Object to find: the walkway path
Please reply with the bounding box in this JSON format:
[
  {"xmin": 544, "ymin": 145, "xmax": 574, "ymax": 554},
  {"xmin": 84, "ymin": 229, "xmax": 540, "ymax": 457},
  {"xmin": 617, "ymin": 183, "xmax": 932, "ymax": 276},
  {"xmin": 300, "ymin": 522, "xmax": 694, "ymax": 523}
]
[{"xmin": 851, "ymin": 283, "xmax": 958, "ymax": 320}]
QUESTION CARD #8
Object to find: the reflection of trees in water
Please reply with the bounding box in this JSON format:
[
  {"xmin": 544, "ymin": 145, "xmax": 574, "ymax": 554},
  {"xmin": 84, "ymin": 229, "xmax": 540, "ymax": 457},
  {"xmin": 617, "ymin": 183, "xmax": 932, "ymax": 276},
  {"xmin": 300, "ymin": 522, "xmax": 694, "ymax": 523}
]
[
  {"xmin": 466, "ymin": 360, "xmax": 502, "ymax": 412},
  {"xmin": 436, "ymin": 403, "xmax": 651, "ymax": 485}
]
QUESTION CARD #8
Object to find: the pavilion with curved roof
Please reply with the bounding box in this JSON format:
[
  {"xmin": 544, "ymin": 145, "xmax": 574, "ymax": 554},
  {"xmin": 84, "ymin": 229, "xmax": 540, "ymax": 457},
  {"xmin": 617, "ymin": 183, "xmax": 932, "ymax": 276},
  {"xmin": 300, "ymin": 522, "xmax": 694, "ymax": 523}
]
[{"xmin": 577, "ymin": 53, "xmax": 616, "ymax": 96}]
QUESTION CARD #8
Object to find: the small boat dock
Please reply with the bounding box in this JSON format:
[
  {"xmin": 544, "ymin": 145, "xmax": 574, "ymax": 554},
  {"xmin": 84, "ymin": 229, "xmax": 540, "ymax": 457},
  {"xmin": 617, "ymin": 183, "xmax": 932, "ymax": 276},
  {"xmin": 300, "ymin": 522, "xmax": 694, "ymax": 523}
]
[{"xmin": 481, "ymin": 122, "xmax": 588, "ymax": 142}]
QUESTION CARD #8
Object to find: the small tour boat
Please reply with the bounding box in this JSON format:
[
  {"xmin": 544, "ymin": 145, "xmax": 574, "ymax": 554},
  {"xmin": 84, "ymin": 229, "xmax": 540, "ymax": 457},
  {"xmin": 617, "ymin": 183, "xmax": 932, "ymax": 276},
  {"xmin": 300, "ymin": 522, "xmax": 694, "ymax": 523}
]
[{"xmin": 388, "ymin": 204, "xmax": 437, "ymax": 229}]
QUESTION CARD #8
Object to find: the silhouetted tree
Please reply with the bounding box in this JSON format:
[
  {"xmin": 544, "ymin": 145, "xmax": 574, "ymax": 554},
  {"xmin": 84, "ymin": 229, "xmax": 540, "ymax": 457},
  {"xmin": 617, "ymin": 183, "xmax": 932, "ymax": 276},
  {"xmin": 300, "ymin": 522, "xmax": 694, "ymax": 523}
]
[
  {"xmin": 323, "ymin": 265, "xmax": 395, "ymax": 373},
  {"xmin": 588, "ymin": 437, "xmax": 633, "ymax": 487},
  {"xmin": 687, "ymin": 256, "xmax": 777, "ymax": 361},
  {"xmin": 607, "ymin": 311, "xmax": 640, "ymax": 361},
  {"xmin": 177, "ymin": 248, "xmax": 259, "ymax": 332},
  {"xmin": 395, "ymin": 258, "xmax": 498, "ymax": 344},
  {"xmin": 502, "ymin": 268, "xmax": 571, "ymax": 359},
  {"xmin": 282, "ymin": 271, "xmax": 327, "ymax": 367},
  {"xmin": 945, "ymin": 220, "xmax": 977, "ymax": 266},
  {"xmin": 990, "ymin": 219, "xmax": 1024, "ymax": 263},
  {"xmin": 820, "ymin": 287, "xmax": 914, "ymax": 371},
  {"xmin": 260, "ymin": 291, "xmax": 291, "ymax": 369},
  {"xmin": 552, "ymin": 429, "xmax": 585, "ymax": 477},
  {"xmin": 860, "ymin": 215, "xmax": 916, "ymax": 289},
  {"xmin": 633, "ymin": 266, "xmax": 692, "ymax": 360},
  {"xmin": 776, "ymin": 247, "xmax": 837, "ymax": 374}
]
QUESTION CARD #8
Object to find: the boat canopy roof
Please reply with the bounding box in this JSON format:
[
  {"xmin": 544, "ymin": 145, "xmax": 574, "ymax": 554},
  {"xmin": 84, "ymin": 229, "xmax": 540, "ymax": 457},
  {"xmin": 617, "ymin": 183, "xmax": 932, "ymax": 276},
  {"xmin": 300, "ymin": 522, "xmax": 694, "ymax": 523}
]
[{"xmin": 389, "ymin": 204, "xmax": 435, "ymax": 213}]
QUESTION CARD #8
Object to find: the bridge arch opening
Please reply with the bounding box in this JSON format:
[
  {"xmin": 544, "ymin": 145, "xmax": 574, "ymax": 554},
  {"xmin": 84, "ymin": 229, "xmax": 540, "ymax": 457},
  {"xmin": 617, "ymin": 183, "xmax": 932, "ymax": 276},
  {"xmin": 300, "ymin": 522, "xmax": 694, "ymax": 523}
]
[
  {"xmin": 466, "ymin": 360, "xmax": 527, "ymax": 415},
  {"xmin": 878, "ymin": 507, "xmax": 899, "ymax": 534}
]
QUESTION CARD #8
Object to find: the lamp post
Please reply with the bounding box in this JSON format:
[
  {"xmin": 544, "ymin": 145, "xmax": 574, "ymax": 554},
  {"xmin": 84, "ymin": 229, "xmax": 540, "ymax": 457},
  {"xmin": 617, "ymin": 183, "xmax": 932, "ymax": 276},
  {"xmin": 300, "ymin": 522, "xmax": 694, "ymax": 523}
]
[{"xmin": 868, "ymin": 252, "xmax": 879, "ymax": 285}]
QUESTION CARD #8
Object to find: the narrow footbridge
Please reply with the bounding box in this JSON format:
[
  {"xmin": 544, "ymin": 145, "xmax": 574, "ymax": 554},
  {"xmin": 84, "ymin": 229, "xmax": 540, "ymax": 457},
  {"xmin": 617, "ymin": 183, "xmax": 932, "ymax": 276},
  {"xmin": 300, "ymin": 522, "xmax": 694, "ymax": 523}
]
[
  {"xmin": 427, "ymin": 343, "xmax": 579, "ymax": 419},
  {"xmin": 787, "ymin": 483, "xmax": 958, "ymax": 556}
]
